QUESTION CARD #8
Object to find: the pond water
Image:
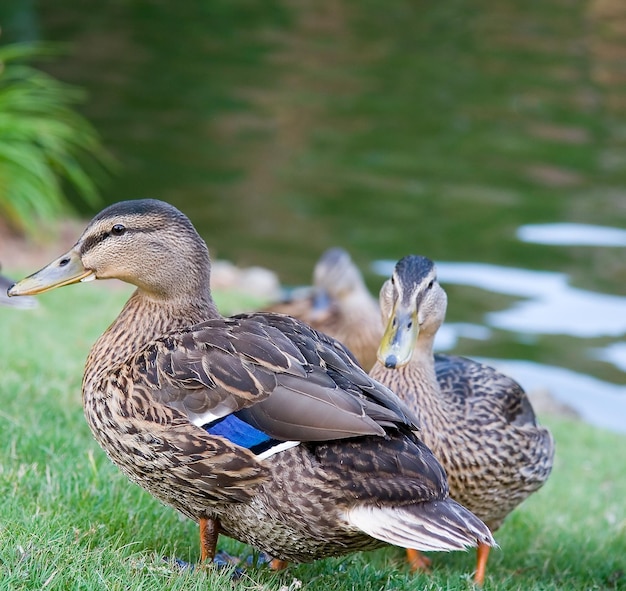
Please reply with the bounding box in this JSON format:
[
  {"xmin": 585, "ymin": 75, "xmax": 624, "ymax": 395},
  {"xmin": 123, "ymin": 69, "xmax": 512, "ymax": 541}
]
[{"xmin": 2, "ymin": 0, "xmax": 625, "ymax": 431}]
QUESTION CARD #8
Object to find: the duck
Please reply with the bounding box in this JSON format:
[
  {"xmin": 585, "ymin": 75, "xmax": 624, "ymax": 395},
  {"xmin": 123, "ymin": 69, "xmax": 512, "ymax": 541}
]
[
  {"xmin": 264, "ymin": 247, "xmax": 383, "ymax": 371},
  {"xmin": 8, "ymin": 200, "xmax": 495, "ymax": 572},
  {"xmin": 369, "ymin": 254, "xmax": 555, "ymax": 585}
]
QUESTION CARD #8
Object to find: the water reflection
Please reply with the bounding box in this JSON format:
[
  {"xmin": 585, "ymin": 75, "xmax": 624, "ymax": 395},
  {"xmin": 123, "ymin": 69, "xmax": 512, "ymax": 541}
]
[
  {"xmin": 518, "ymin": 223, "xmax": 626, "ymax": 246},
  {"xmin": 3, "ymin": 0, "xmax": 626, "ymax": 433},
  {"xmin": 592, "ymin": 342, "xmax": 626, "ymax": 373},
  {"xmin": 373, "ymin": 260, "xmax": 626, "ymax": 338},
  {"xmin": 479, "ymin": 359, "xmax": 626, "ymax": 435},
  {"xmin": 434, "ymin": 323, "xmax": 493, "ymax": 350}
]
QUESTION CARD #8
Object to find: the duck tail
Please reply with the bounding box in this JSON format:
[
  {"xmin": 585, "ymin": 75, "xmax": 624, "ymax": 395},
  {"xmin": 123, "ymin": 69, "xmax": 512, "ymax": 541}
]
[{"xmin": 346, "ymin": 498, "xmax": 496, "ymax": 552}]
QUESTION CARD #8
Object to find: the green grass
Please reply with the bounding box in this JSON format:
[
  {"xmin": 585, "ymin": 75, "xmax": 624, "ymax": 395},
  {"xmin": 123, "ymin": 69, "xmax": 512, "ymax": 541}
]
[{"xmin": 0, "ymin": 279, "xmax": 624, "ymax": 590}]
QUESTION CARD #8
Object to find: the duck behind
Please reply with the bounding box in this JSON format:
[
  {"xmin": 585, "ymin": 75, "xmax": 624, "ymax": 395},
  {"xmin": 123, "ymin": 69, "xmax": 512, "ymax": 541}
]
[
  {"xmin": 370, "ymin": 254, "xmax": 555, "ymax": 584},
  {"xmin": 264, "ymin": 247, "xmax": 383, "ymax": 371}
]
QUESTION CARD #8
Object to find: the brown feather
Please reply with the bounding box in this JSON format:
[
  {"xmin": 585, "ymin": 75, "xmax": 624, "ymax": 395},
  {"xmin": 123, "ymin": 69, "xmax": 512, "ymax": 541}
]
[{"xmin": 262, "ymin": 248, "xmax": 383, "ymax": 371}]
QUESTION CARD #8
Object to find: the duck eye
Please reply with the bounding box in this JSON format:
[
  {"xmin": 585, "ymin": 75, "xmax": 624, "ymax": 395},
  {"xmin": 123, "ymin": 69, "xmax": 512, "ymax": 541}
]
[
  {"xmin": 427, "ymin": 280, "xmax": 434, "ymax": 290},
  {"xmin": 111, "ymin": 224, "xmax": 126, "ymax": 236}
]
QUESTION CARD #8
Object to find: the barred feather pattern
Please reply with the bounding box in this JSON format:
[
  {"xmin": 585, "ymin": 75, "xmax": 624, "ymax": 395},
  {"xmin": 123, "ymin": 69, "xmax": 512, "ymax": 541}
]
[
  {"xmin": 81, "ymin": 288, "xmax": 491, "ymax": 561},
  {"xmin": 266, "ymin": 293, "xmax": 383, "ymax": 372},
  {"xmin": 372, "ymin": 353, "xmax": 555, "ymax": 531}
]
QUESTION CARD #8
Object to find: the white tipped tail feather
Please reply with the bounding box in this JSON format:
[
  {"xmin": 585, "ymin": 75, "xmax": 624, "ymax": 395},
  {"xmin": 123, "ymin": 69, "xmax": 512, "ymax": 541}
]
[{"xmin": 346, "ymin": 499, "xmax": 496, "ymax": 552}]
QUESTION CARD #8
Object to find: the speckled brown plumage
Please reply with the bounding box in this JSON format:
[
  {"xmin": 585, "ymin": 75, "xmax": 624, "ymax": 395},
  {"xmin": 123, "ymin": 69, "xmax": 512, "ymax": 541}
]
[
  {"xmin": 370, "ymin": 255, "xmax": 555, "ymax": 584},
  {"xmin": 264, "ymin": 248, "xmax": 383, "ymax": 371},
  {"xmin": 9, "ymin": 201, "xmax": 496, "ymax": 568}
]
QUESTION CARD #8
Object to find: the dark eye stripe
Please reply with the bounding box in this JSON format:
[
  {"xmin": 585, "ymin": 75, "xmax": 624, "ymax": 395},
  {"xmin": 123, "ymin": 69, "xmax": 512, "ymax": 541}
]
[
  {"xmin": 79, "ymin": 225, "xmax": 157, "ymax": 256},
  {"xmin": 80, "ymin": 231, "xmax": 110, "ymax": 254}
]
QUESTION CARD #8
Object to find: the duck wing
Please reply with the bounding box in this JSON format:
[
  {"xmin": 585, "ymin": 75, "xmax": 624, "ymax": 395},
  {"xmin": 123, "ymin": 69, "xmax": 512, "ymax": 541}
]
[
  {"xmin": 434, "ymin": 353, "xmax": 538, "ymax": 426},
  {"xmin": 132, "ymin": 313, "xmax": 418, "ymax": 444}
]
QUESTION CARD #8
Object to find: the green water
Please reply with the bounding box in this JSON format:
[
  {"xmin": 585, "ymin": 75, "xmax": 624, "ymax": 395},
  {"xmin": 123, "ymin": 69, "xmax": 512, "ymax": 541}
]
[{"xmin": 2, "ymin": 0, "xmax": 626, "ymax": 424}]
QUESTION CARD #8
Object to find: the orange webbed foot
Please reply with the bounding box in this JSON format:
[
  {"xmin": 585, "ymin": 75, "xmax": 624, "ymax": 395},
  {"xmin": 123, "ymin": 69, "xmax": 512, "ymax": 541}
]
[
  {"xmin": 269, "ymin": 558, "xmax": 289, "ymax": 570},
  {"xmin": 406, "ymin": 548, "xmax": 432, "ymax": 572}
]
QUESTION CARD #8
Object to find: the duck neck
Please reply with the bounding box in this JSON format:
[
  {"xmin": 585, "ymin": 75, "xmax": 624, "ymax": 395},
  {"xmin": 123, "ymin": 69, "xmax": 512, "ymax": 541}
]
[
  {"xmin": 408, "ymin": 331, "xmax": 439, "ymax": 392},
  {"xmin": 84, "ymin": 287, "xmax": 219, "ymax": 386},
  {"xmin": 385, "ymin": 330, "xmax": 444, "ymax": 420}
]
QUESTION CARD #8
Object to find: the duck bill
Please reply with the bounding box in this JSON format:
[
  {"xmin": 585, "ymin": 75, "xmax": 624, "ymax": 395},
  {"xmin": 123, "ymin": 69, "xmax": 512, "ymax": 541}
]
[
  {"xmin": 376, "ymin": 302, "xmax": 418, "ymax": 369},
  {"xmin": 7, "ymin": 248, "xmax": 95, "ymax": 297}
]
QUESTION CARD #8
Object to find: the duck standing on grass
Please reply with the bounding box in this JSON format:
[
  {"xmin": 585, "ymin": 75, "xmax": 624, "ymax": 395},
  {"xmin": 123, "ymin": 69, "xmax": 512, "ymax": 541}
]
[
  {"xmin": 264, "ymin": 247, "xmax": 383, "ymax": 371},
  {"xmin": 8, "ymin": 200, "xmax": 495, "ymax": 573},
  {"xmin": 370, "ymin": 254, "xmax": 555, "ymax": 585}
]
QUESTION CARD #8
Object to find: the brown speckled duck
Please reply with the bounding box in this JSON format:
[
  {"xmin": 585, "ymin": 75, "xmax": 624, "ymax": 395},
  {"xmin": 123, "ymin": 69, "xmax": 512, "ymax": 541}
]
[
  {"xmin": 264, "ymin": 247, "xmax": 383, "ymax": 371},
  {"xmin": 370, "ymin": 255, "xmax": 555, "ymax": 585},
  {"xmin": 9, "ymin": 201, "xmax": 495, "ymax": 571}
]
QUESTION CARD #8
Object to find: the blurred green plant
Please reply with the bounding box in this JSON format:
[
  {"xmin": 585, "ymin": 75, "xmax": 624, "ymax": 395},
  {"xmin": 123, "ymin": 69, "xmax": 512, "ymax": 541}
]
[{"xmin": 0, "ymin": 41, "xmax": 113, "ymax": 235}]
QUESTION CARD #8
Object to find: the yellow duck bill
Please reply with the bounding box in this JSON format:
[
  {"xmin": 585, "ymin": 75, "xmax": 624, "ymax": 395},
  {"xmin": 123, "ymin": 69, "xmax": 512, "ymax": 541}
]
[
  {"xmin": 8, "ymin": 249, "xmax": 95, "ymax": 297},
  {"xmin": 376, "ymin": 303, "xmax": 419, "ymax": 369}
]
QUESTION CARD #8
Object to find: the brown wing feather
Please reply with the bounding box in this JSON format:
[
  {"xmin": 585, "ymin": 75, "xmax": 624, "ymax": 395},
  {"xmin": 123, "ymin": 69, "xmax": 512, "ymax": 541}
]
[
  {"xmin": 97, "ymin": 372, "xmax": 270, "ymax": 507},
  {"xmin": 314, "ymin": 431, "xmax": 449, "ymax": 505},
  {"xmin": 434, "ymin": 354, "xmax": 538, "ymax": 426},
  {"xmin": 129, "ymin": 313, "xmax": 418, "ymax": 444}
]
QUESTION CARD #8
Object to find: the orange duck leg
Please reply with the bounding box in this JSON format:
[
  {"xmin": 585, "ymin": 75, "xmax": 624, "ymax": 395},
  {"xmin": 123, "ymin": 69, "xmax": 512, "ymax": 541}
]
[{"xmin": 406, "ymin": 541, "xmax": 490, "ymax": 586}]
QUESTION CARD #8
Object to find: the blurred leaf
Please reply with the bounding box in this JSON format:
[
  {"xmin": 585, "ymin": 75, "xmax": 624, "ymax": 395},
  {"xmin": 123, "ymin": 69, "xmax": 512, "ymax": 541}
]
[{"xmin": 0, "ymin": 40, "xmax": 115, "ymax": 235}]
